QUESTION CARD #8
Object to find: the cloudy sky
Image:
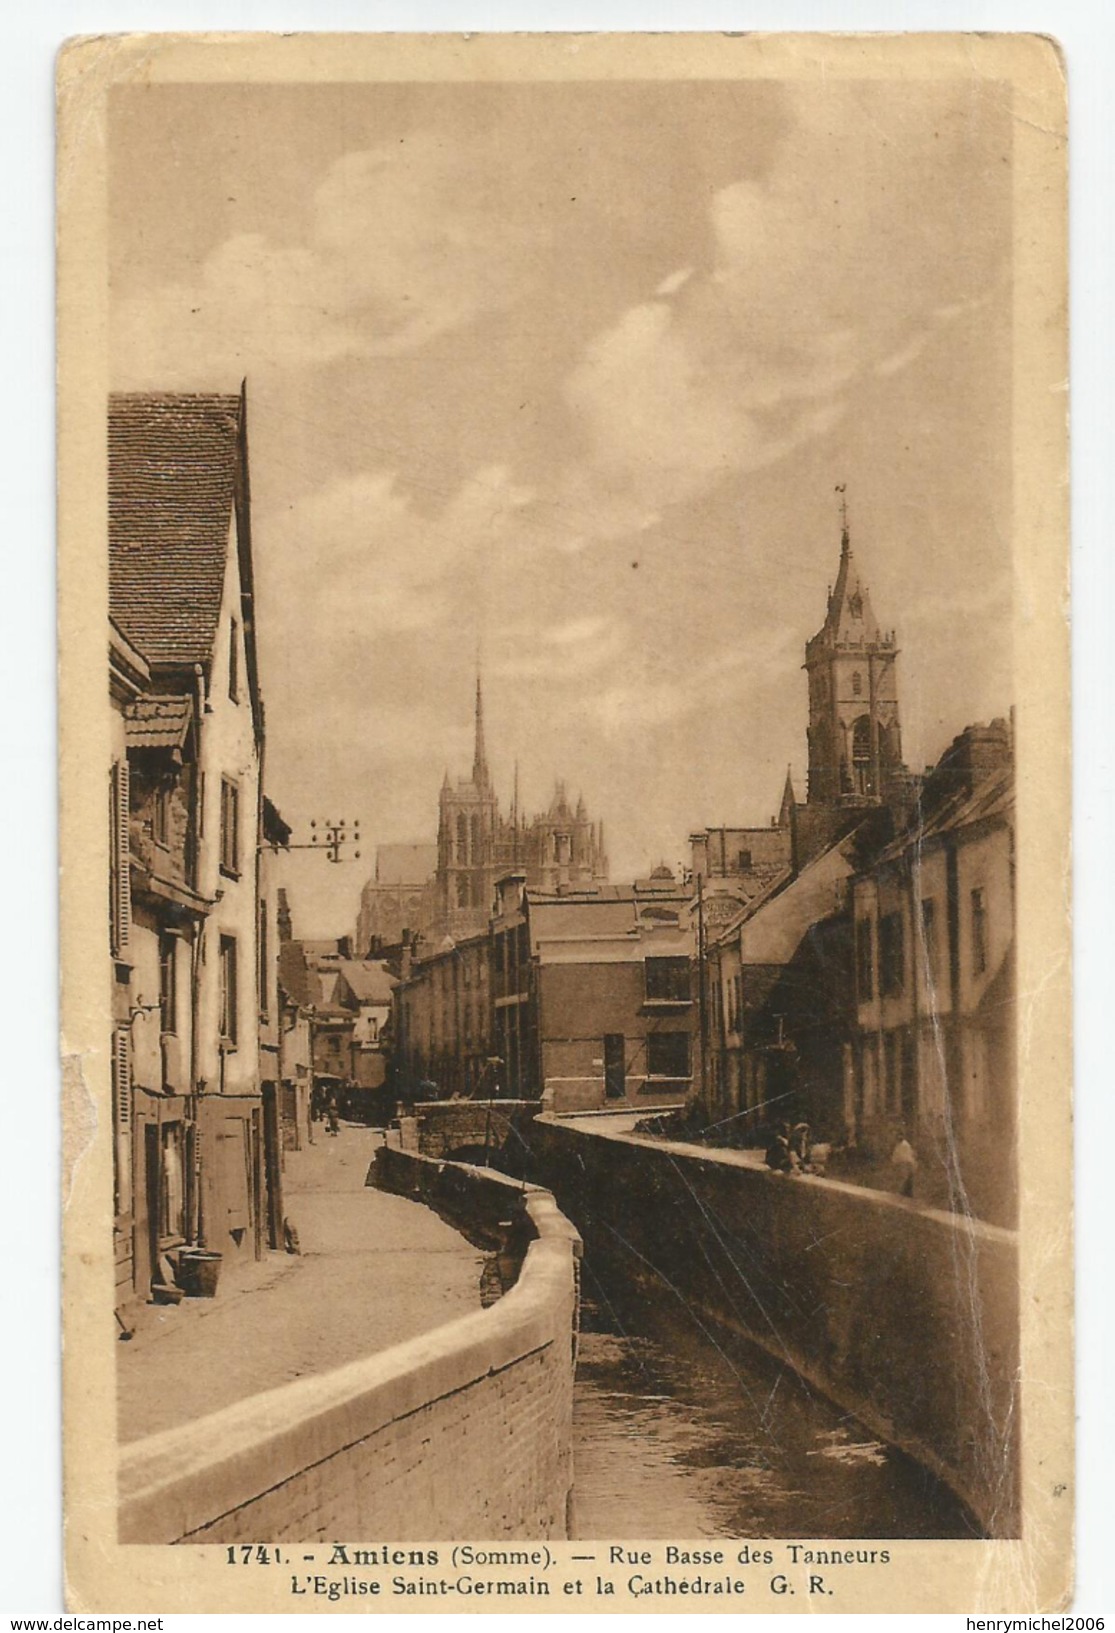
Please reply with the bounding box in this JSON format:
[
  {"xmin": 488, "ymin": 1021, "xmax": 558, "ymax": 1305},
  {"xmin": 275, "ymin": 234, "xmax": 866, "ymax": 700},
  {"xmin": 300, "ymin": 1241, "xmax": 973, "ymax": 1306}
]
[{"xmin": 110, "ymin": 74, "xmax": 1012, "ymax": 935}]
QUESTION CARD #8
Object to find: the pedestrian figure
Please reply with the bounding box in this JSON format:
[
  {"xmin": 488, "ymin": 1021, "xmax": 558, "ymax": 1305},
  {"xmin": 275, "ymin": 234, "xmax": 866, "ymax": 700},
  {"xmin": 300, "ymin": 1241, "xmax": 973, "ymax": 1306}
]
[
  {"xmin": 765, "ymin": 1122, "xmax": 795, "ymax": 1173},
  {"xmin": 891, "ymin": 1129, "xmax": 917, "ymax": 1197},
  {"xmin": 326, "ymin": 1094, "xmax": 340, "ymax": 1137},
  {"xmin": 790, "ymin": 1122, "xmax": 812, "ymax": 1170}
]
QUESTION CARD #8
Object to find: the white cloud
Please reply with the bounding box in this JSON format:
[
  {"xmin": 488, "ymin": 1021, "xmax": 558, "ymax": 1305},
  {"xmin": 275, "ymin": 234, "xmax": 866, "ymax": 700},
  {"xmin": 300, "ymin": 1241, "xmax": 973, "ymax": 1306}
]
[
  {"xmin": 557, "ymin": 84, "xmax": 1002, "ymax": 537},
  {"xmin": 113, "ymin": 132, "xmax": 552, "ymax": 386},
  {"xmin": 257, "ymin": 461, "xmax": 537, "ymax": 662},
  {"xmin": 655, "ymin": 267, "xmax": 694, "ymax": 298}
]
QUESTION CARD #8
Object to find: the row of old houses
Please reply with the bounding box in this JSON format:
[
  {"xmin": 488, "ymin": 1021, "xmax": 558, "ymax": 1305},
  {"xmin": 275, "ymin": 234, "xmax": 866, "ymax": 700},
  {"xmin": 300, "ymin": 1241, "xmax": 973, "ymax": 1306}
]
[
  {"xmin": 387, "ymin": 521, "xmax": 1016, "ymax": 1226},
  {"xmin": 691, "ymin": 525, "xmax": 1016, "ymax": 1224},
  {"xmin": 393, "ymin": 865, "xmax": 698, "ymax": 1111},
  {"xmin": 108, "ymin": 387, "xmax": 321, "ymax": 1312}
]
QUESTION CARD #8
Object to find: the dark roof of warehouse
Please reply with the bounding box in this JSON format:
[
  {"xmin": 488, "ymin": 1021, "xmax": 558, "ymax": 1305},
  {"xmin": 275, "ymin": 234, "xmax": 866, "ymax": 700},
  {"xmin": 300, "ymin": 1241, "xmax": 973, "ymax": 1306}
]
[{"xmin": 108, "ymin": 392, "xmax": 245, "ymax": 667}]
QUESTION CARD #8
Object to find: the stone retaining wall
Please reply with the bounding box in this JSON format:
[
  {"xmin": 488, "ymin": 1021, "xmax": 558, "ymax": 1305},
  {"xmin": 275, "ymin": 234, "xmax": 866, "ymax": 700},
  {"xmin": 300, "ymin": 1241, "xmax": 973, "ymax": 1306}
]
[
  {"xmin": 410, "ymin": 1099, "xmax": 543, "ymax": 1165},
  {"xmin": 529, "ymin": 1114, "xmax": 1019, "ymax": 1538},
  {"xmin": 119, "ymin": 1154, "xmax": 581, "ymax": 1543}
]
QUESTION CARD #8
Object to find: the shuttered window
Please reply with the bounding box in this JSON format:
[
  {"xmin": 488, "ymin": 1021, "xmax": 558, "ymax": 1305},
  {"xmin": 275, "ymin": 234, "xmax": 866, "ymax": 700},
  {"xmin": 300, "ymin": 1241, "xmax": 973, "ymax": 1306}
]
[
  {"xmin": 109, "ymin": 760, "xmax": 131, "ymax": 957},
  {"xmin": 112, "ymin": 1027, "xmax": 133, "ymax": 1215},
  {"xmin": 159, "ymin": 933, "xmax": 177, "ymax": 1035},
  {"xmin": 258, "ymin": 899, "xmax": 269, "ymax": 1021},
  {"xmin": 220, "ymin": 777, "xmax": 240, "ymax": 876},
  {"xmin": 219, "ymin": 935, "xmax": 239, "ymax": 1044}
]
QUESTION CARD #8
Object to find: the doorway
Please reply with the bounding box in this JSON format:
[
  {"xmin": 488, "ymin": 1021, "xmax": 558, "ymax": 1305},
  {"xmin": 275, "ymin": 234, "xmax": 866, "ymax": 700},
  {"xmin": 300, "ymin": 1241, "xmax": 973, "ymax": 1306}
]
[{"xmin": 603, "ymin": 1034, "xmax": 626, "ymax": 1100}]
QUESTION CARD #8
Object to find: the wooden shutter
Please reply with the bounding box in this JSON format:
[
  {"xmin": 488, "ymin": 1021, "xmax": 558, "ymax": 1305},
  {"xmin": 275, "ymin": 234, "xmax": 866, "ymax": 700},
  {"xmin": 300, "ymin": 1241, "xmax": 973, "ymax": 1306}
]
[
  {"xmin": 112, "ymin": 1027, "xmax": 132, "ymax": 1134},
  {"xmin": 110, "ymin": 761, "xmax": 131, "ymax": 956}
]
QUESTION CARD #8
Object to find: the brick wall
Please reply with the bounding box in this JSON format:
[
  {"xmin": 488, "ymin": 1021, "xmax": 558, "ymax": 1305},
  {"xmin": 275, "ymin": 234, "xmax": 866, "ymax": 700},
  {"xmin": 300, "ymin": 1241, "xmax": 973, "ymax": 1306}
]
[
  {"xmin": 529, "ymin": 1114, "xmax": 1019, "ymax": 1538},
  {"xmin": 119, "ymin": 1156, "xmax": 580, "ymax": 1543}
]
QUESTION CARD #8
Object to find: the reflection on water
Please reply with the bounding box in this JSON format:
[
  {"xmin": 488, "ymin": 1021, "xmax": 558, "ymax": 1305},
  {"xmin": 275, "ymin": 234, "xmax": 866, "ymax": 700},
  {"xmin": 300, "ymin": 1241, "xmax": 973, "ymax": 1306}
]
[{"xmin": 572, "ymin": 1276, "xmax": 977, "ymax": 1541}]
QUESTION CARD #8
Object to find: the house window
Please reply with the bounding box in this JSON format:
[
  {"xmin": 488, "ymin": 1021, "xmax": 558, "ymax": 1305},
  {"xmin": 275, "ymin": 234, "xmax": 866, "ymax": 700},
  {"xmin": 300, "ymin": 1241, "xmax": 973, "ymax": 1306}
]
[
  {"xmin": 220, "ymin": 777, "xmax": 240, "ymax": 876},
  {"xmin": 228, "ymin": 617, "xmax": 239, "ymax": 701},
  {"xmin": 737, "ymin": 849, "xmax": 752, "ymax": 872},
  {"xmin": 879, "ymin": 911, "xmax": 905, "ymax": 997},
  {"xmin": 646, "ymin": 1031, "xmax": 691, "ymax": 1080},
  {"xmin": 855, "ymin": 916, "xmax": 875, "ymax": 1000},
  {"xmin": 152, "ymin": 782, "xmax": 170, "ymax": 847},
  {"xmin": 971, "ymin": 887, "xmax": 988, "ymax": 975},
  {"xmin": 219, "ymin": 935, "xmax": 239, "ymax": 1045},
  {"xmin": 158, "ymin": 933, "xmax": 177, "ymax": 1035},
  {"xmin": 920, "ymin": 898, "xmax": 939, "ymax": 985},
  {"xmin": 645, "ymin": 956, "xmax": 691, "ymax": 1003}
]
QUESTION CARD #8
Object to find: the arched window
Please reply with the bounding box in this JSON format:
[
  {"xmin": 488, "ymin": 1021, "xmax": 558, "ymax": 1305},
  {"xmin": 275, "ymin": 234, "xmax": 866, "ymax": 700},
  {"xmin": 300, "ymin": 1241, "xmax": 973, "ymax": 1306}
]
[
  {"xmin": 470, "ymin": 814, "xmax": 481, "ymax": 863},
  {"xmin": 851, "ymin": 715, "xmax": 873, "ymax": 796},
  {"xmin": 456, "ymin": 812, "xmax": 468, "ymax": 863},
  {"xmin": 852, "ymin": 670, "xmax": 863, "ymax": 697}
]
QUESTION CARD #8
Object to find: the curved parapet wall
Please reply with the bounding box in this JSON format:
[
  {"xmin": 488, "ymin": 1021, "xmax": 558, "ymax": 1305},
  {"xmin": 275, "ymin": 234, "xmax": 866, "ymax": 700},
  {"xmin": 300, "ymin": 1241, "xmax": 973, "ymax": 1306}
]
[
  {"xmin": 529, "ymin": 1114, "xmax": 1018, "ymax": 1539},
  {"xmin": 119, "ymin": 1155, "xmax": 581, "ymax": 1544}
]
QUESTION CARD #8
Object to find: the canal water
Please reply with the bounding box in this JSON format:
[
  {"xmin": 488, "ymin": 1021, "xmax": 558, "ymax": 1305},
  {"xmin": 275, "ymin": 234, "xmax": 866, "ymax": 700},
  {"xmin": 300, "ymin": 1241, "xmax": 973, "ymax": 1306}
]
[{"xmin": 571, "ymin": 1271, "xmax": 977, "ymax": 1541}]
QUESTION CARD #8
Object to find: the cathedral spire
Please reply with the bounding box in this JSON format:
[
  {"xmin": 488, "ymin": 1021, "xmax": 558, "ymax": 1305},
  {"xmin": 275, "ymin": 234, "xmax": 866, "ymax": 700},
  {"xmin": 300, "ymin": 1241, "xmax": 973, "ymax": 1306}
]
[
  {"xmin": 472, "ymin": 667, "xmax": 490, "ymax": 788},
  {"xmin": 780, "ymin": 765, "xmax": 797, "ymax": 828}
]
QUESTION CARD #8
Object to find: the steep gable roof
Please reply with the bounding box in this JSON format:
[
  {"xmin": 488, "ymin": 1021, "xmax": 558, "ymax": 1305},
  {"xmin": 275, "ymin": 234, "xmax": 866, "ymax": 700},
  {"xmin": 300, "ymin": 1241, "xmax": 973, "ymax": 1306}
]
[{"xmin": 108, "ymin": 392, "xmax": 245, "ymax": 668}]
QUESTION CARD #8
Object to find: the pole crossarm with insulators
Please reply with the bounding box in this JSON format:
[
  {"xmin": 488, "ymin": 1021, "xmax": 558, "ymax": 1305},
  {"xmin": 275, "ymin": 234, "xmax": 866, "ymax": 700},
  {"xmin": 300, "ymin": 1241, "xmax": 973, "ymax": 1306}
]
[{"xmin": 285, "ymin": 817, "xmax": 362, "ymax": 864}]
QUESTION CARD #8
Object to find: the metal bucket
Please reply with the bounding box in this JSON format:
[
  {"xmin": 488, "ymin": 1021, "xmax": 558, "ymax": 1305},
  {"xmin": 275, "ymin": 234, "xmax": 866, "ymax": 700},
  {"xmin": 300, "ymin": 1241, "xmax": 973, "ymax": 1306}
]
[{"xmin": 177, "ymin": 1249, "xmax": 222, "ymax": 1298}]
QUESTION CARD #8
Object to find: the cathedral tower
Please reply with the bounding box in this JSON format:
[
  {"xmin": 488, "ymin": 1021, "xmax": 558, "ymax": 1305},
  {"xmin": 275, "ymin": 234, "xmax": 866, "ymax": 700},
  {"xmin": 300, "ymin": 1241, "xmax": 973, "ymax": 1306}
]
[
  {"xmin": 431, "ymin": 672, "xmax": 610, "ymax": 939},
  {"xmin": 804, "ymin": 511, "xmax": 904, "ymax": 804},
  {"xmin": 436, "ymin": 671, "xmax": 501, "ymax": 936}
]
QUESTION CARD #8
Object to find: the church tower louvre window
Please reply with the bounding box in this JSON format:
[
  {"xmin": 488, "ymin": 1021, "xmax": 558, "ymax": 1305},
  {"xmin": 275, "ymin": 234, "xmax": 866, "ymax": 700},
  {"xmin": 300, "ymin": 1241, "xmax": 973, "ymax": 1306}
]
[{"xmin": 803, "ymin": 497, "xmax": 907, "ymax": 807}]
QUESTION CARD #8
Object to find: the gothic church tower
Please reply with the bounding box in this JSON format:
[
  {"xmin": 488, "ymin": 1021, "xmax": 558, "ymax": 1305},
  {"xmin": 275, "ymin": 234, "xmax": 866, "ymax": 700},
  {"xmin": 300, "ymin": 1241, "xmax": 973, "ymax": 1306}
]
[
  {"xmin": 804, "ymin": 515, "xmax": 904, "ymax": 804},
  {"xmin": 436, "ymin": 674, "xmax": 501, "ymax": 937}
]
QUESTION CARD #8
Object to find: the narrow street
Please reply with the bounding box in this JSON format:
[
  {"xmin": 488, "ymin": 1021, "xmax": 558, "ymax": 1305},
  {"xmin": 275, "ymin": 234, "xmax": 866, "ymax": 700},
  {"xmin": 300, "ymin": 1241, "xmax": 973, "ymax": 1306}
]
[{"xmin": 118, "ymin": 1125, "xmax": 486, "ymax": 1443}]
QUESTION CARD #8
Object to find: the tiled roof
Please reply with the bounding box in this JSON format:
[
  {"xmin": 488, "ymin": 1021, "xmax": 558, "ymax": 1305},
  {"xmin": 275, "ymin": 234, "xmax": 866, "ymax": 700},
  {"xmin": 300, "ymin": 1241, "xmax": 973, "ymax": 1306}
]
[
  {"xmin": 109, "ymin": 392, "xmax": 244, "ymax": 667},
  {"xmin": 336, "ymin": 960, "xmax": 397, "ymax": 1004},
  {"xmin": 124, "ymin": 693, "xmax": 194, "ymax": 752}
]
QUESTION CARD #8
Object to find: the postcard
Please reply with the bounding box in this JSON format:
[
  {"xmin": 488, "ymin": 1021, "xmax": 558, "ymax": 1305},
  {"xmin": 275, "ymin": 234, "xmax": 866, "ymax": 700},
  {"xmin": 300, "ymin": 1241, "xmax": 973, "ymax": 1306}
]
[{"xmin": 58, "ymin": 31, "xmax": 1071, "ymax": 1612}]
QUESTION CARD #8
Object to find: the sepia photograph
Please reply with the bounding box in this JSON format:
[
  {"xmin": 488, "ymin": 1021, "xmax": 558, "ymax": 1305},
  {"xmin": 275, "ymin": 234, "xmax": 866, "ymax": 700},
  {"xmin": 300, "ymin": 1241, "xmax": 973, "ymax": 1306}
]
[{"xmin": 57, "ymin": 30, "xmax": 1070, "ymax": 1613}]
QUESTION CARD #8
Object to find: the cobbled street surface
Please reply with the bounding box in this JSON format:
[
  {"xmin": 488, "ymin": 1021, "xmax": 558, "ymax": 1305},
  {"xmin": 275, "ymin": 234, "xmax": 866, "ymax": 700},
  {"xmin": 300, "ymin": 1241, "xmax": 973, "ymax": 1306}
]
[{"xmin": 118, "ymin": 1125, "xmax": 485, "ymax": 1443}]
